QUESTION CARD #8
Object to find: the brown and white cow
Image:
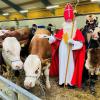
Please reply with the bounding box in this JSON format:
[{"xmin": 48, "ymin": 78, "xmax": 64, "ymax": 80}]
[
  {"xmin": 0, "ymin": 27, "xmax": 30, "ymax": 41},
  {"xmin": 24, "ymin": 28, "xmax": 51, "ymax": 89}
]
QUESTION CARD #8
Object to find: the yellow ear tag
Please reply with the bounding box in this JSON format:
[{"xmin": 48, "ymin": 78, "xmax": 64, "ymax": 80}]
[
  {"xmin": 21, "ymin": 43, "xmax": 25, "ymax": 47},
  {"xmin": 63, "ymin": 33, "xmax": 68, "ymax": 43}
]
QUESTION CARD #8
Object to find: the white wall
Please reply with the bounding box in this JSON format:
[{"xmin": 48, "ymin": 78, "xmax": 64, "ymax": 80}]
[
  {"xmin": 0, "ymin": 14, "xmax": 100, "ymax": 29},
  {"xmin": 18, "ymin": 17, "xmax": 65, "ymax": 29},
  {"xmin": 0, "ymin": 17, "xmax": 64, "ymax": 29}
]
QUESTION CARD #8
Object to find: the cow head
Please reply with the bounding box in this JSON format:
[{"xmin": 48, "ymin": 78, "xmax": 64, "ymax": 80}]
[
  {"xmin": 2, "ymin": 37, "xmax": 23, "ymax": 70},
  {"xmin": 24, "ymin": 55, "xmax": 41, "ymax": 89}
]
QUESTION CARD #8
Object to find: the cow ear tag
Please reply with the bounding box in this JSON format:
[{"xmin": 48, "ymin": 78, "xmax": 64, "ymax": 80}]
[{"xmin": 21, "ymin": 43, "xmax": 25, "ymax": 47}]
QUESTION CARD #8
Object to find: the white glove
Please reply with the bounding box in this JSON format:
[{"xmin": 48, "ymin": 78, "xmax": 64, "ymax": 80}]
[
  {"xmin": 49, "ymin": 35, "xmax": 56, "ymax": 44},
  {"xmin": 72, "ymin": 41, "xmax": 83, "ymax": 50},
  {"xmin": 68, "ymin": 39, "xmax": 74, "ymax": 44},
  {"xmin": 68, "ymin": 39, "xmax": 83, "ymax": 50}
]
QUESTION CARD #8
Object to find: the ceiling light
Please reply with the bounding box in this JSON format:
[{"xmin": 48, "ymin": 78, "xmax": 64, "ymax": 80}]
[
  {"xmin": 20, "ymin": 10, "xmax": 28, "ymax": 13},
  {"xmin": 46, "ymin": 5, "xmax": 59, "ymax": 9},
  {"xmin": 91, "ymin": 0, "xmax": 100, "ymax": 2},
  {"xmin": 2, "ymin": 13, "xmax": 9, "ymax": 16}
]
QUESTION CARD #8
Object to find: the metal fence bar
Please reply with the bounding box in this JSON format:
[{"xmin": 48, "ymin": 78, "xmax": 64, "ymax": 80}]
[
  {"xmin": 11, "ymin": 91, "xmax": 18, "ymax": 100},
  {"xmin": 0, "ymin": 90, "xmax": 11, "ymax": 100},
  {"xmin": 0, "ymin": 76, "xmax": 41, "ymax": 100}
]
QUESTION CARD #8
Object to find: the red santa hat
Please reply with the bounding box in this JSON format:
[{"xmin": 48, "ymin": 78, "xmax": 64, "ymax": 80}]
[{"xmin": 64, "ymin": 3, "xmax": 74, "ymax": 21}]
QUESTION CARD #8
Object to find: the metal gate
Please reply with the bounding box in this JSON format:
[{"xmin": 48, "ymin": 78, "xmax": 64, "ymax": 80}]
[{"xmin": 0, "ymin": 76, "xmax": 41, "ymax": 100}]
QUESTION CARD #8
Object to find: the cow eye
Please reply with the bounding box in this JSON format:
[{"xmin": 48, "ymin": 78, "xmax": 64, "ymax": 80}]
[
  {"xmin": 98, "ymin": 32, "xmax": 100, "ymax": 36},
  {"xmin": 35, "ymin": 68, "xmax": 39, "ymax": 74},
  {"xmin": 6, "ymin": 50, "xmax": 10, "ymax": 53},
  {"xmin": 6, "ymin": 50, "xmax": 13, "ymax": 55}
]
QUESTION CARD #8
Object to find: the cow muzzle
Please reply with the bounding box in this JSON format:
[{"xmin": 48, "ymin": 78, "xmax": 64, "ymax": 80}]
[
  {"xmin": 24, "ymin": 82, "xmax": 34, "ymax": 89},
  {"xmin": 11, "ymin": 60, "xmax": 23, "ymax": 70},
  {"xmin": 24, "ymin": 78, "xmax": 36, "ymax": 89}
]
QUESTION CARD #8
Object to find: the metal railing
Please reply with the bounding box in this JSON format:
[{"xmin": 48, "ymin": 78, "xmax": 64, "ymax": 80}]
[{"xmin": 0, "ymin": 76, "xmax": 41, "ymax": 100}]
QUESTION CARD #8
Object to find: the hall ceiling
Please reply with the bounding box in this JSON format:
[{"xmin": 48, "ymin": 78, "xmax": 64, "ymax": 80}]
[{"xmin": 0, "ymin": 0, "xmax": 93, "ymax": 14}]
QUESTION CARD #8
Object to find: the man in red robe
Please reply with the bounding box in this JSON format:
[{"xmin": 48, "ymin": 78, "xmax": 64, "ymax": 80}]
[{"xmin": 49, "ymin": 3, "xmax": 86, "ymax": 88}]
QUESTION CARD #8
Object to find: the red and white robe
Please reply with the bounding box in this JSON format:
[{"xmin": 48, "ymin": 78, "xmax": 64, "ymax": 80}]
[{"xmin": 49, "ymin": 21, "xmax": 86, "ymax": 88}]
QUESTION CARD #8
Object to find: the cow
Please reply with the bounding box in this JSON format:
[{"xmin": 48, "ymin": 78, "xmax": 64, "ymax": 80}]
[
  {"xmin": 24, "ymin": 28, "xmax": 51, "ymax": 89},
  {"xmin": 24, "ymin": 55, "xmax": 41, "ymax": 89},
  {"xmin": 0, "ymin": 27, "xmax": 30, "ymax": 41},
  {"xmin": 2, "ymin": 37, "xmax": 23, "ymax": 78}
]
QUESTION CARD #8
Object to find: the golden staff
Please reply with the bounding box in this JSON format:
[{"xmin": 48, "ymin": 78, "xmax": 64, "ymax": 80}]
[{"xmin": 64, "ymin": 19, "xmax": 74, "ymax": 88}]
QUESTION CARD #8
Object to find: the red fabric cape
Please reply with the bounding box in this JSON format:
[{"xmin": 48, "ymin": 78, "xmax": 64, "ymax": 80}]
[
  {"xmin": 50, "ymin": 29, "xmax": 85, "ymax": 88},
  {"xmin": 71, "ymin": 29, "xmax": 86, "ymax": 88},
  {"xmin": 49, "ymin": 29, "xmax": 63, "ymax": 77}
]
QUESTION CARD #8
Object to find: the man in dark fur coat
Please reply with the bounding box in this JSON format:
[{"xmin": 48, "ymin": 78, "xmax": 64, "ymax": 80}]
[{"xmin": 82, "ymin": 14, "xmax": 99, "ymax": 94}]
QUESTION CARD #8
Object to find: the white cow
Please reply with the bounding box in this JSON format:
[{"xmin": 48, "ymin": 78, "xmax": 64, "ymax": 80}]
[
  {"xmin": 24, "ymin": 54, "xmax": 51, "ymax": 89},
  {"xmin": 2, "ymin": 37, "xmax": 23, "ymax": 70},
  {"xmin": 24, "ymin": 55, "xmax": 41, "ymax": 89}
]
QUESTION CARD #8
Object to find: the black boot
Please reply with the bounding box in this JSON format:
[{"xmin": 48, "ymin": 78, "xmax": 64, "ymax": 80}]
[
  {"xmin": 59, "ymin": 83, "xmax": 64, "ymax": 87},
  {"xmin": 67, "ymin": 84, "xmax": 75, "ymax": 89},
  {"xmin": 90, "ymin": 76, "xmax": 96, "ymax": 95},
  {"xmin": 90, "ymin": 84, "xmax": 95, "ymax": 95},
  {"xmin": 82, "ymin": 66, "xmax": 89, "ymax": 91},
  {"xmin": 82, "ymin": 81, "xmax": 87, "ymax": 91}
]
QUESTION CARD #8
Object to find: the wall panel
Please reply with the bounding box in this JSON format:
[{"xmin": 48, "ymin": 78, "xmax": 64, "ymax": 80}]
[{"xmin": 0, "ymin": 14, "xmax": 100, "ymax": 29}]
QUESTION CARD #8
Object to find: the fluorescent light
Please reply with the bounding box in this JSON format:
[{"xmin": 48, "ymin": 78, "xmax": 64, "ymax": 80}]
[
  {"xmin": 2, "ymin": 13, "xmax": 9, "ymax": 16},
  {"xmin": 20, "ymin": 10, "xmax": 28, "ymax": 13},
  {"xmin": 91, "ymin": 0, "xmax": 100, "ymax": 2},
  {"xmin": 46, "ymin": 5, "xmax": 59, "ymax": 9}
]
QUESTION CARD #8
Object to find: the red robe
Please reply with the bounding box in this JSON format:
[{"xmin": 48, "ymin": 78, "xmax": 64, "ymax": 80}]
[
  {"xmin": 50, "ymin": 29, "xmax": 85, "ymax": 88},
  {"xmin": 49, "ymin": 29, "xmax": 63, "ymax": 77},
  {"xmin": 71, "ymin": 29, "xmax": 86, "ymax": 88}
]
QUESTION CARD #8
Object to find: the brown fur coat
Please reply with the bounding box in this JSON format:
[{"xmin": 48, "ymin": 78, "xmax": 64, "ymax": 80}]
[{"xmin": 85, "ymin": 48, "xmax": 100, "ymax": 75}]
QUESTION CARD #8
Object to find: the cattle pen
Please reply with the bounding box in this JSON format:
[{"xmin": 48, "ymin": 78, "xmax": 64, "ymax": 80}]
[{"xmin": 0, "ymin": 76, "xmax": 41, "ymax": 100}]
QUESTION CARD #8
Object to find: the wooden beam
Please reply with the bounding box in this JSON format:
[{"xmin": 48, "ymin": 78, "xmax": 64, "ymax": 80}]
[
  {"xmin": 41, "ymin": 0, "xmax": 51, "ymax": 6},
  {"xmin": 1, "ymin": 0, "xmax": 41, "ymax": 10},
  {"xmin": 1, "ymin": 0, "xmax": 23, "ymax": 11}
]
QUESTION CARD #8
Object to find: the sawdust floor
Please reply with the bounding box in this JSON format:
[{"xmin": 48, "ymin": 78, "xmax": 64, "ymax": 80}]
[
  {"xmin": 29, "ymin": 77, "xmax": 100, "ymax": 100},
  {"xmin": 0, "ymin": 74, "xmax": 100, "ymax": 100}
]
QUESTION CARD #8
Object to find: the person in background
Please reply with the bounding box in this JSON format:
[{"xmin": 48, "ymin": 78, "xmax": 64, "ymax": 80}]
[
  {"xmin": 29, "ymin": 24, "xmax": 37, "ymax": 40},
  {"xmin": 10, "ymin": 26, "xmax": 15, "ymax": 31},
  {"xmin": 47, "ymin": 23, "xmax": 54, "ymax": 34},
  {"xmin": 49, "ymin": 3, "xmax": 85, "ymax": 88}
]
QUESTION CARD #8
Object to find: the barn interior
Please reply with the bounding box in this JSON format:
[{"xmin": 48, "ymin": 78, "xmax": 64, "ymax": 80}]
[
  {"xmin": 0, "ymin": 0, "xmax": 100, "ymax": 100},
  {"xmin": 0, "ymin": 0, "xmax": 100, "ymax": 28}
]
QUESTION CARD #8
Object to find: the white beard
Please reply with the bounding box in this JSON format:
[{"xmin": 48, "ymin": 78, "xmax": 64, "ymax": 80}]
[{"xmin": 62, "ymin": 20, "xmax": 77, "ymax": 39}]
